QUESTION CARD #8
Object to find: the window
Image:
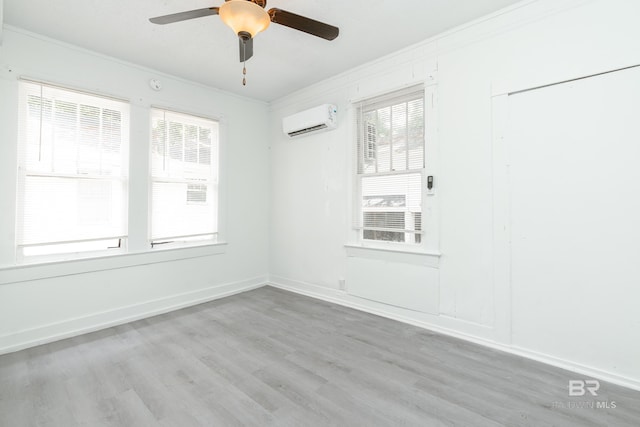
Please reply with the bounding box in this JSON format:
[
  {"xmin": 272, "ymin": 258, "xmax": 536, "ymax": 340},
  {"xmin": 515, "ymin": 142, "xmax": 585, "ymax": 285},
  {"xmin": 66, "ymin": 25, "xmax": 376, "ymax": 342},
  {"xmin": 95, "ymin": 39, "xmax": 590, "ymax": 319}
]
[
  {"xmin": 16, "ymin": 81, "xmax": 129, "ymax": 261},
  {"xmin": 354, "ymin": 85, "xmax": 425, "ymax": 247},
  {"xmin": 150, "ymin": 108, "xmax": 219, "ymax": 247}
]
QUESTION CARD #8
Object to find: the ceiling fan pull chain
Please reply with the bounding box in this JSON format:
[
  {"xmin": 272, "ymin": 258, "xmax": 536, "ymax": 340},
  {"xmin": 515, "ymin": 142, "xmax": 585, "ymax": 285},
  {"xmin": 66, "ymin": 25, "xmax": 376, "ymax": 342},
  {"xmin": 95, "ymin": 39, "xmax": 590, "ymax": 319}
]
[{"xmin": 242, "ymin": 41, "xmax": 247, "ymax": 86}]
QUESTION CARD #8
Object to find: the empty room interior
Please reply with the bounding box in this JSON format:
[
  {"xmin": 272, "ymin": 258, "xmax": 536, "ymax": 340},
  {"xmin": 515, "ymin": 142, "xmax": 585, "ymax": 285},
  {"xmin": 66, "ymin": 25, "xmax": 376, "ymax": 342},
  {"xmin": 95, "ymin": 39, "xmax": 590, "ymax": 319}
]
[{"xmin": 1, "ymin": 0, "xmax": 640, "ymax": 425}]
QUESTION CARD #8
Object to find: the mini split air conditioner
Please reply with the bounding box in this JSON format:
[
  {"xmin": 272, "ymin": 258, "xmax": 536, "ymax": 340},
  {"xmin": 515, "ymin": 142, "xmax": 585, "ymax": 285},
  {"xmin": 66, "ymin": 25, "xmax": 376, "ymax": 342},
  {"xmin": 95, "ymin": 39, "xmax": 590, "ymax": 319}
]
[{"xmin": 282, "ymin": 104, "xmax": 337, "ymax": 138}]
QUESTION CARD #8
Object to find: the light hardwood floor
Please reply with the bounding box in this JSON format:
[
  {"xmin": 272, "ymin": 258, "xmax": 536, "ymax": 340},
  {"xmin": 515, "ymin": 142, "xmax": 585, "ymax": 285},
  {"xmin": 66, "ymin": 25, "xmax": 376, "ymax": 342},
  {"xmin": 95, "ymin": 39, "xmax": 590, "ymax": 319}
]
[{"xmin": 1, "ymin": 286, "xmax": 639, "ymax": 426}]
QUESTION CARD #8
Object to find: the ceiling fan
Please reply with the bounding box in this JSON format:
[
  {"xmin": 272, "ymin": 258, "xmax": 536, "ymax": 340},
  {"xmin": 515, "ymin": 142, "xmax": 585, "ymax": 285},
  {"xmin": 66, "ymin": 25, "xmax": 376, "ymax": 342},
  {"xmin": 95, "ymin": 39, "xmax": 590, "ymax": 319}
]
[{"xmin": 149, "ymin": 0, "xmax": 339, "ymax": 85}]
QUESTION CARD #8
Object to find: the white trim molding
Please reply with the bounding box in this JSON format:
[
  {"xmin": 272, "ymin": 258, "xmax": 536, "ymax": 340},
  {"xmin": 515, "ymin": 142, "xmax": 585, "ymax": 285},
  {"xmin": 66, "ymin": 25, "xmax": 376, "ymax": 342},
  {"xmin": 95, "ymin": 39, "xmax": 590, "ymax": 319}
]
[
  {"xmin": 269, "ymin": 275, "xmax": 494, "ymax": 340},
  {"xmin": 0, "ymin": 275, "xmax": 267, "ymax": 355},
  {"xmin": 0, "ymin": 0, "xmax": 3, "ymax": 46},
  {"xmin": 0, "ymin": 243, "xmax": 227, "ymax": 285},
  {"xmin": 345, "ymin": 244, "xmax": 440, "ymax": 268}
]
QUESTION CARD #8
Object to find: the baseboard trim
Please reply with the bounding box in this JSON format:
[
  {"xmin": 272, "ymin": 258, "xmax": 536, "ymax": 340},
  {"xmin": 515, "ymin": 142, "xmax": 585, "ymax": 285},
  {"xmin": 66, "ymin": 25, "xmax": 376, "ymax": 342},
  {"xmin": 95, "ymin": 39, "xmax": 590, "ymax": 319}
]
[
  {"xmin": 268, "ymin": 276, "xmax": 640, "ymax": 392},
  {"xmin": 0, "ymin": 276, "xmax": 268, "ymax": 355},
  {"xmin": 268, "ymin": 275, "xmax": 494, "ymax": 340}
]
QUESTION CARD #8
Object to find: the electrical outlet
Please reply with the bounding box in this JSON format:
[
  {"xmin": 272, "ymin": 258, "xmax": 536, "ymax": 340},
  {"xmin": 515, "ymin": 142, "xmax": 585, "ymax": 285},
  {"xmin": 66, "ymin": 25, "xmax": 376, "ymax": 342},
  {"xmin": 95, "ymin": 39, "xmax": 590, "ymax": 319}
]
[{"xmin": 338, "ymin": 279, "xmax": 346, "ymax": 291}]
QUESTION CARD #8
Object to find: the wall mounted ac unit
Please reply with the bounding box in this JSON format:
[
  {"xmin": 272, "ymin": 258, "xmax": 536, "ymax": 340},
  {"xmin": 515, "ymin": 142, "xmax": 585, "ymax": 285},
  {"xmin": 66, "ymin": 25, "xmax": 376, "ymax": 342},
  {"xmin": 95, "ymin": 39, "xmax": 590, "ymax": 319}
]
[{"xmin": 282, "ymin": 104, "xmax": 337, "ymax": 138}]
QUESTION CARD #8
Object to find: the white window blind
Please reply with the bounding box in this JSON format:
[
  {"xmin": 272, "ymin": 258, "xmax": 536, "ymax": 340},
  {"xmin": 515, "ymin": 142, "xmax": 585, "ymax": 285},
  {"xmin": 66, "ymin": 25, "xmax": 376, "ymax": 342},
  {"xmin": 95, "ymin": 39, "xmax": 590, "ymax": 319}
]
[
  {"xmin": 16, "ymin": 81, "xmax": 129, "ymax": 259},
  {"xmin": 355, "ymin": 86, "xmax": 425, "ymax": 244},
  {"xmin": 150, "ymin": 108, "xmax": 219, "ymax": 245}
]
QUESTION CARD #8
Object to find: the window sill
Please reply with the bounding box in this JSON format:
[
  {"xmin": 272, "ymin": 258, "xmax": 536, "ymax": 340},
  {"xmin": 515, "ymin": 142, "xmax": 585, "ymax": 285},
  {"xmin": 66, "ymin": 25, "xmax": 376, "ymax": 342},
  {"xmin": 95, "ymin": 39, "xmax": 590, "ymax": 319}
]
[
  {"xmin": 344, "ymin": 244, "xmax": 440, "ymax": 267},
  {"xmin": 0, "ymin": 242, "xmax": 227, "ymax": 285}
]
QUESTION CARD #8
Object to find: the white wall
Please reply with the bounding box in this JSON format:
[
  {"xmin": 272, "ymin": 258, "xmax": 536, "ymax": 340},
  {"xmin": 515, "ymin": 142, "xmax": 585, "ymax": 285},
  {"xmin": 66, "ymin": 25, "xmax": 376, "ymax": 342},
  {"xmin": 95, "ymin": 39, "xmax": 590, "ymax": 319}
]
[
  {"xmin": 268, "ymin": 0, "xmax": 640, "ymax": 389},
  {"xmin": 0, "ymin": 28, "xmax": 270, "ymax": 352}
]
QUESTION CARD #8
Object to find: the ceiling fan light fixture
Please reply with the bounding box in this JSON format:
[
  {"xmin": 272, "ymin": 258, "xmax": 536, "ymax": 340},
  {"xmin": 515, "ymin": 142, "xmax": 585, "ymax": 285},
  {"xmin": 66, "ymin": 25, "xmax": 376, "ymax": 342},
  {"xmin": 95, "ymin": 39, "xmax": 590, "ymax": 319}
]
[{"xmin": 219, "ymin": 0, "xmax": 270, "ymax": 39}]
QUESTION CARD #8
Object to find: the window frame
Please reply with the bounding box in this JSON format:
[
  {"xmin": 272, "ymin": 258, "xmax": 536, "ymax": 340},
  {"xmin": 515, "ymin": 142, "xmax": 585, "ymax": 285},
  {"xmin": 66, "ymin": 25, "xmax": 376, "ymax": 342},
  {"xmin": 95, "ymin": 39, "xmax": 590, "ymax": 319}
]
[
  {"xmin": 350, "ymin": 84, "xmax": 439, "ymax": 255},
  {"xmin": 148, "ymin": 107, "xmax": 221, "ymax": 250},
  {"xmin": 15, "ymin": 79, "xmax": 130, "ymax": 264}
]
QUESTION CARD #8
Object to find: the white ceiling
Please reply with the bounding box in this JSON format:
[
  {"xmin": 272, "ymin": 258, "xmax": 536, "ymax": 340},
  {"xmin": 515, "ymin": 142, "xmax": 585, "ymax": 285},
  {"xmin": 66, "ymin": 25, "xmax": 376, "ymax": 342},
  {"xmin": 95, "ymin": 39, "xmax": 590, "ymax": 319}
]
[{"xmin": 3, "ymin": 0, "xmax": 523, "ymax": 102}]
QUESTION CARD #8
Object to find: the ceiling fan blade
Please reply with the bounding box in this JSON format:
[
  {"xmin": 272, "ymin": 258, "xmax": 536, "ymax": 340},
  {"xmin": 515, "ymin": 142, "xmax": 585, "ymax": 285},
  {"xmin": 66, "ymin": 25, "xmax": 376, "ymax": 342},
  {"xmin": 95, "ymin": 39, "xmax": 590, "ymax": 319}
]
[
  {"xmin": 268, "ymin": 8, "xmax": 339, "ymax": 41},
  {"xmin": 239, "ymin": 37, "xmax": 254, "ymax": 62},
  {"xmin": 149, "ymin": 7, "xmax": 219, "ymax": 25}
]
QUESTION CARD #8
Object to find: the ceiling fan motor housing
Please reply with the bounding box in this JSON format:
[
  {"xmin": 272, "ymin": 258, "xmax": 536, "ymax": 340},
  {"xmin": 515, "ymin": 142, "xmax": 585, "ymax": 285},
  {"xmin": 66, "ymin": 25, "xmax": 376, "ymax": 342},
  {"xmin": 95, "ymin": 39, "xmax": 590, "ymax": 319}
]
[{"xmin": 226, "ymin": 0, "xmax": 267, "ymax": 8}]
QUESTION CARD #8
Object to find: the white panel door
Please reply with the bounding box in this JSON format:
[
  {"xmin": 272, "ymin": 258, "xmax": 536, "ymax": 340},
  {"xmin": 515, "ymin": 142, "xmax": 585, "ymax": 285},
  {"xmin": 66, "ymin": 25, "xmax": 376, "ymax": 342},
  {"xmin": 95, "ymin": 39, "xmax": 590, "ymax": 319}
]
[{"xmin": 507, "ymin": 66, "xmax": 640, "ymax": 381}]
